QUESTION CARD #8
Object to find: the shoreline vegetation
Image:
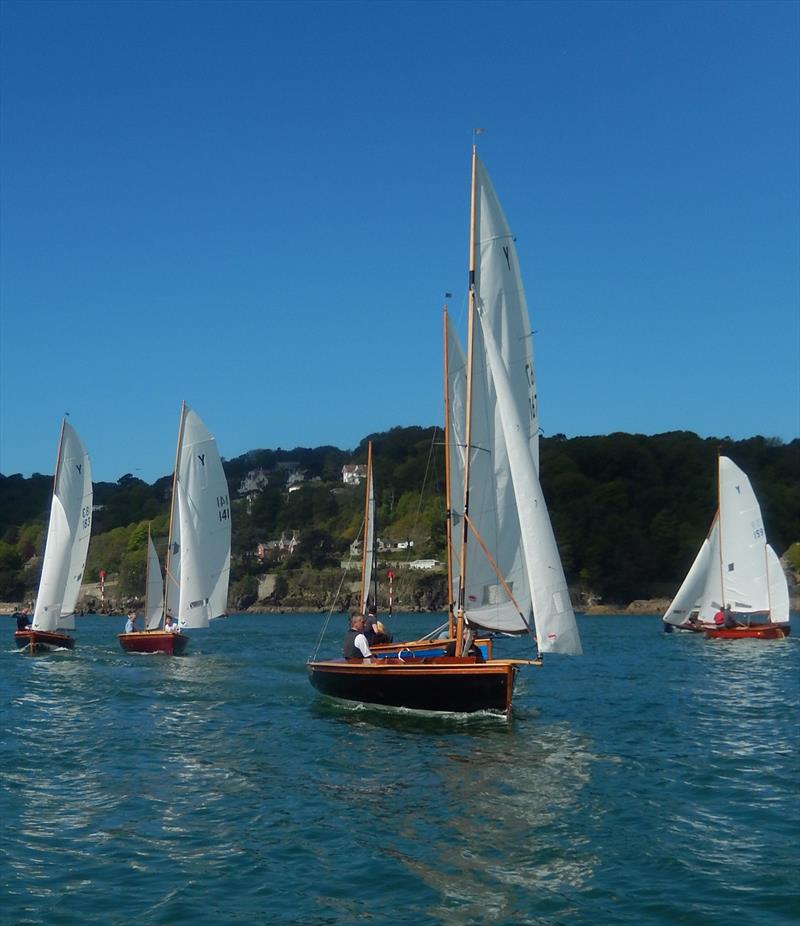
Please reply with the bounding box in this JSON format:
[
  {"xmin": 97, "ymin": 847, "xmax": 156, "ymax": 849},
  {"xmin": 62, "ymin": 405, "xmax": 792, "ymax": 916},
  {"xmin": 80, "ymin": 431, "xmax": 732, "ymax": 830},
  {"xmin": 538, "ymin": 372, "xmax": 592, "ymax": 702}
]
[
  {"xmin": 4, "ymin": 598, "xmax": 799, "ymax": 618},
  {"xmin": 2, "ymin": 429, "xmax": 798, "ymax": 616}
]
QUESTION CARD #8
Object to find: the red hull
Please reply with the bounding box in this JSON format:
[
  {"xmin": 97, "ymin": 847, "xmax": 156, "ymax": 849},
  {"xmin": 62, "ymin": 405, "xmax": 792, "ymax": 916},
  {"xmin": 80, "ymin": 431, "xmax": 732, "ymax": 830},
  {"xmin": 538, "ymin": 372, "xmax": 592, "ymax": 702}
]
[
  {"xmin": 15, "ymin": 629, "xmax": 75, "ymax": 653},
  {"xmin": 705, "ymin": 624, "xmax": 791, "ymax": 640},
  {"xmin": 118, "ymin": 631, "xmax": 190, "ymax": 655}
]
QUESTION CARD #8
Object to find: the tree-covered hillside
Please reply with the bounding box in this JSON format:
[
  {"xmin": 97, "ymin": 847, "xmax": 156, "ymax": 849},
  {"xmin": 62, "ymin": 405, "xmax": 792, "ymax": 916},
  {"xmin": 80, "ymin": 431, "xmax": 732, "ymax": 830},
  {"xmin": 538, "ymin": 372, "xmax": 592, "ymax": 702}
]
[{"xmin": 0, "ymin": 428, "xmax": 797, "ymax": 607}]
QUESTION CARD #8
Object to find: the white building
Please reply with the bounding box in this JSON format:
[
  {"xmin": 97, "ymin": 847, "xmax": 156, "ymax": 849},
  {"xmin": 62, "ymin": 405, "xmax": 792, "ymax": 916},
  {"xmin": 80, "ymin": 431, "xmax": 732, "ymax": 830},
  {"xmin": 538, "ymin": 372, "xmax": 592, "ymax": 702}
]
[{"xmin": 342, "ymin": 463, "xmax": 368, "ymax": 486}]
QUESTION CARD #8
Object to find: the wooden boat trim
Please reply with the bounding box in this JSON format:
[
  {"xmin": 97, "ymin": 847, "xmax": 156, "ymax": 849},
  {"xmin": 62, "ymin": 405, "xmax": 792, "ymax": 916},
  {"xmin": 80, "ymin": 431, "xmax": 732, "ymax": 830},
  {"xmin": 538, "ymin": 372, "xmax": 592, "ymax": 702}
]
[
  {"xmin": 308, "ymin": 657, "xmax": 532, "ymax": 674},
  {"xmin": 371, "ymin": 636, "xmax": 495, "ymax": 659}
]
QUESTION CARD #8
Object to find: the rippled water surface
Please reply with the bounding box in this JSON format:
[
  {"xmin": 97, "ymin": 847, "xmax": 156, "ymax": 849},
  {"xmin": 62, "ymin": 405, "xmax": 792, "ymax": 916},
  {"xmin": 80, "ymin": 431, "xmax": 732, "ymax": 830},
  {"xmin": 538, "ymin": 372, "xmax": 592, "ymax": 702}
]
[{"xmin": 1, "ymin": 612, "xmax": 798, "ymax": 925}]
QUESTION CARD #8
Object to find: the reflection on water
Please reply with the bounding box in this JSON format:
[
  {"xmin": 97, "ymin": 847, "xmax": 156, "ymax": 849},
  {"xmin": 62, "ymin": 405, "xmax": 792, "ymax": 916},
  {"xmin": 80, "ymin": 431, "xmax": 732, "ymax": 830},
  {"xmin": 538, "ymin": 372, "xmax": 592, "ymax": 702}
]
[{"xmin": 1, "ymin": 612, "xmax": 797, "ymax": 926}]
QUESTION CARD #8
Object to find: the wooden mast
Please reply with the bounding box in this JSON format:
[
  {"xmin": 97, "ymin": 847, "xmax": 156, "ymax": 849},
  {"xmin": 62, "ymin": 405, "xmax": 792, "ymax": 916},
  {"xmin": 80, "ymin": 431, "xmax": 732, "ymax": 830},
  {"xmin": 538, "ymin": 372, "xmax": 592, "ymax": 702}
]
[
  {"xmin": 443, "ymin": 305, "xmax": 455, "ymax": 639},
  {"xmin": 359, "ymin": 441, "xmax": 374, "ymax": 614},
  {"xmin": 163, "ymin": 402, "xmax": 187, "ymax": 631},
  {"xmin": 455, "ymin": 145, "xmax": 479, "ymax": 657}
]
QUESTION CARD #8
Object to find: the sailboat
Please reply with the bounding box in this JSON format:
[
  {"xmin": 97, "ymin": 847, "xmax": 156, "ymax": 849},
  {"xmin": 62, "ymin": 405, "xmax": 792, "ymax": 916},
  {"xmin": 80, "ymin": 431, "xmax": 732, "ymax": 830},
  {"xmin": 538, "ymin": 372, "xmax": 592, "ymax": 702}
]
[
  {"xmin": 118, "ymin": 403, "xmax": 231, "ymax": 655},
  {"xmin": 307, "ymin": 148, "xmax": 582, "ymax": 716},
  {"xmin": 662, "ymin": 456, "xmax": 790, "ymax": 639},
  {"xmin": 16, "ymin": 420, "xmax": 93, "ymax": 654}
]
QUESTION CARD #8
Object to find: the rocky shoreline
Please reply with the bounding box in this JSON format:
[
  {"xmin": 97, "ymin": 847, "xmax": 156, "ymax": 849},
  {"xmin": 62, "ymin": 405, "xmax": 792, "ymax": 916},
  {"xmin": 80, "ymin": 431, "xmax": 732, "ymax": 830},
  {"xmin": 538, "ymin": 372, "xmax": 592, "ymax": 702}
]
[{"xmin": 3, "ymin": 597, "xmax": 797, "ymax": 618}]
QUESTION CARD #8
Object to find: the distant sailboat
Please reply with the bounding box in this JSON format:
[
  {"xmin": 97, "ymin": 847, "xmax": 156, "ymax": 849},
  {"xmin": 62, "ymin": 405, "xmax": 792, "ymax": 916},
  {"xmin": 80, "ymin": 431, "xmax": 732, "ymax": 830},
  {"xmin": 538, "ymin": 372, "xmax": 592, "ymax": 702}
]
[
  {"xmin": 16, "ymin": 420, "xmax": 92, "ymax": 654},
  {"xmin": 307, "ymin": 148, "xmax": 581, "ymax": 716},
  {"xmin": 662, "ymin": 456, "xmax": 790, "ymax": 639},
  {"xmin": 118, "ymin": 403, "xmax": 231, "ymax": 655}
]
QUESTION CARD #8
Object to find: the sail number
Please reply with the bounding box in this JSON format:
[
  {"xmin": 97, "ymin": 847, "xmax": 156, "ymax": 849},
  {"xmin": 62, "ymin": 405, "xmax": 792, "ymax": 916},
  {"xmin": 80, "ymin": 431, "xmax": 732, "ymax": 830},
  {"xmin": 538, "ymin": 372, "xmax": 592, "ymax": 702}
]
[
  {"xmin": 81, "ymin": 506, "xmax": 92, "ymax": 529},
  {"xmin": 524, "ymin": 362, "xmax": 538, "ymax": 423},
  {"xmin": 216, "ymin": 494, "xmax": 230, "ymax": 522}
]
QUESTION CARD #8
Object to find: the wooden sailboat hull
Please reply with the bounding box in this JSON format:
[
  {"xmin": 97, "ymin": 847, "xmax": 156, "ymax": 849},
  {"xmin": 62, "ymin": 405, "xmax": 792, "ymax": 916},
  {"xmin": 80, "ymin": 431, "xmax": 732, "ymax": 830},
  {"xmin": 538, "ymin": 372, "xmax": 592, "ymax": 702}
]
[
  {"xmin": 307, "ymin": 656, "xmax": 518, "ymax": 715},
  {"xmin": 118, "ymin": 631, "xmax": 190, "ymax": 655},
  {"xmin": 705, "ymin": 624, "xmax": 791, "ymax": 640},
  {"xmin": 15, "ymin": 629, "xmax": 74, "ymax": 653}
]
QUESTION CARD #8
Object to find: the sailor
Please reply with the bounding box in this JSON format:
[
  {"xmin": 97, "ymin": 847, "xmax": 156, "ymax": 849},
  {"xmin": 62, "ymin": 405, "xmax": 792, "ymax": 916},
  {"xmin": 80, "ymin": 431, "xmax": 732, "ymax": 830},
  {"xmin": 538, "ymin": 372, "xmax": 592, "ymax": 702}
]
[
  {"xmin": 164, "ymin": 614, "xmax": 180, "ymax": 633},
  {"xmin": 342, "ymin": 613, "xmax": 372, "ymax": 658},
  {"xmin": 124, "ymin": 611, "xmax": 137, "ymax": 633},
  {"xmin": 363, "ymin": 604, "xmax": 380, "ymax": 644},
  {"xmin": 723, "ymin": 605, "xmax": 738, "ymax": 629}
]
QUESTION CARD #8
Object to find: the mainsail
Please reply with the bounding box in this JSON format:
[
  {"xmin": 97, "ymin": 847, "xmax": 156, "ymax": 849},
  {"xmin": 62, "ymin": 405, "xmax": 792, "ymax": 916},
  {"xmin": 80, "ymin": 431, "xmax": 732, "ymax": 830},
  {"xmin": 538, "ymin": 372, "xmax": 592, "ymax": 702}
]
[
  {"xmin": 165, "ymin": 405, "xmax": 231, "ymax": 629},
  {"xmin": 32, "ymin": 421, "xmax": 93, "ymax": 633},
  {"xmin": 452, "ymin": 153, "xmax": 581, "ymax": 654}
]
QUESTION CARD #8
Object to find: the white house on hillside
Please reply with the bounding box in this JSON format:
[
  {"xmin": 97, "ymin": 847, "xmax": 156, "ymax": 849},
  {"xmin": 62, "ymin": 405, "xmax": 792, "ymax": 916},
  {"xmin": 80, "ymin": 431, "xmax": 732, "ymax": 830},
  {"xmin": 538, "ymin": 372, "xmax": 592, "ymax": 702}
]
[{"xmin": 342, "ymin": 463, "xmax": 368, "ymax": 486}]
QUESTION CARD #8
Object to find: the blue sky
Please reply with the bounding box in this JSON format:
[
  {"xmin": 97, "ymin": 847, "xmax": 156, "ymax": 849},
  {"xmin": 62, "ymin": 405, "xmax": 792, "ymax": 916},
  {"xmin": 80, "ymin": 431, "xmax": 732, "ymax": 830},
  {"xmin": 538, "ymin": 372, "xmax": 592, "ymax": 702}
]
[{"xmin": 1, "ymin": 0, "xmax": 798, "ymax": 483}]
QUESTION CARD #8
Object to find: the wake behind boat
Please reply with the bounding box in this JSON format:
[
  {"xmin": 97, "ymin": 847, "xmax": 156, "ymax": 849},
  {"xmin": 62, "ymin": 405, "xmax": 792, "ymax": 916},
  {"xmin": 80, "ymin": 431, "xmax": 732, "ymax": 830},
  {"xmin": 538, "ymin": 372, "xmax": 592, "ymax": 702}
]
[
  {"xmin": 308, "ymin": 147, "xmax": 581, "ymax": 716},
  {"xmin": 16, "ymin": 420, "xmax": 92, "ymax": 655},
  {"xmin": 662, "ymin": 456, "xmax": 790, "ymax": 640},
  {"xmin": 118, "ymin": 403, "xmax": 231, "ymax": 655}
]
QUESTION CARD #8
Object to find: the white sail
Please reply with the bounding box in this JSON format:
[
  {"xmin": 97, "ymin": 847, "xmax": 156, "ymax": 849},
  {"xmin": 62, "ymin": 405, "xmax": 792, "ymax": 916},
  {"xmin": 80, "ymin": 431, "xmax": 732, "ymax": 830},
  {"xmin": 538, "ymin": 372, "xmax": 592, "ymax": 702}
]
[
  {"xmin": 662, "ymin": 518, "xmax": 717, "ymax": 626},
  {"xmin": 717, "ymin": 456, "xmax": 770, "ymax": 614},
  {"xmin": 766, "ymin": 545, "xmax": 790, "ymax": 623},
  {"xmin": 454, "ymin": 157, "xmax": 535, "ymax": 634},
  {"xmin": 477, "ymin": 307, "xmax": 581, "ymax": 654},
  {"xmin": 144, "ymin": 533, "xmax": 164, "ymax": 631},
  {"xmin": 33, "ymin": 422, "xmax": 92, "ymax": 633},
  {"xmin": 664, "ymin": 456, "xmax": 788, "ymax": 625},
  {"xmin": 454, "ymin": 154, "xmax": 579, "ymax": 651},
  {"xmin": 446, "ymin": 311, "xmax": 468, "ymax": 608},
  {"xmin": 474, "ymin": 157, "xmax": 539, "ymax": 472},
  {"xmin": 360, "ymin": 446, "xmax": 376, "ymax": 612},
  {"xmin": 169, "ymin": 406, "xmax": 231, "ymax": 629},
  {"xmin": 697, "ymin": 516, "xmax": 724, "ymax": 623}
]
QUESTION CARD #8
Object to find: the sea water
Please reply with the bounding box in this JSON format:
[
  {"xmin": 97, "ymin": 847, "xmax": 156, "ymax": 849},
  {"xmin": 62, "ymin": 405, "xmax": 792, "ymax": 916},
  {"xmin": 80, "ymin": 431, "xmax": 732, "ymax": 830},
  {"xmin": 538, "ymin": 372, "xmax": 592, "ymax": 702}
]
[{"xmin": 1, "ymin": 612, "xmax": 797, "ymax": 925}]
